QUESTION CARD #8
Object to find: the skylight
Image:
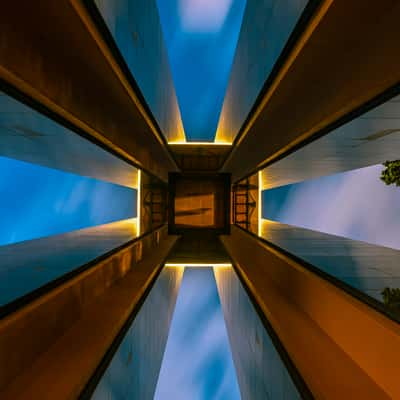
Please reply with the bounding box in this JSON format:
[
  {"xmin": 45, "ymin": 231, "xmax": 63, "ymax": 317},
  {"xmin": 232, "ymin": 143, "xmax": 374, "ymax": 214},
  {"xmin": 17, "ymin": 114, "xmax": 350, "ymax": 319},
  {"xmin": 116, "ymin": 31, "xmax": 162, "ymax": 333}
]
[
  {"xmin": 157, "ymin": 0, "xmax": 247, "ymax": 141},
  {"xmin": 154, "ymin": 267, "xmax": 241, "ymax": 399}
]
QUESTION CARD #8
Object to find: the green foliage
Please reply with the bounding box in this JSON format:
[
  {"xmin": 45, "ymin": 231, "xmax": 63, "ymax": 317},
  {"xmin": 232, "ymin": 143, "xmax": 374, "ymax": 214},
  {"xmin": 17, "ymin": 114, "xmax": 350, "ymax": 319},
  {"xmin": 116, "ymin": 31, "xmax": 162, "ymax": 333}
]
[
  {"xmin": 381, "ymin": 287, "xmax": 400, "ymax": 317},
  {"xmin": 380, "ymin": 160, "xmax": 400, "ymax": 186}
]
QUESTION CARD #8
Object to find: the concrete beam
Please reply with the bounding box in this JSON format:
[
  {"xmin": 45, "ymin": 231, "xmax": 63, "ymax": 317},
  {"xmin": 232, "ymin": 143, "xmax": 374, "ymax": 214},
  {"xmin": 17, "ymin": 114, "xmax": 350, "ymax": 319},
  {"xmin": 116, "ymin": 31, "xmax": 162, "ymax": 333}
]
[
  {"xmin": 0, "ymin": 226, "xmax": 179, "ymax": 399},
  {"xmin": 90, "ymin": 264, "xmax": 184, "ymax": 399},
  {"xmin": 0, "ymin": 2, "xmax": 178, "ymax": 181},
  {"xmin": 215, "ymin": 0, "xmax": 309, "ymax": 144},
  {"xmin": 0, "ymin": 91, "xmax": 139, "ymax": 188},
  {"xmin": 259, "ymin": 219, "xmax": 400, "ymax": 304},
  {"xmin": 214, "ymin": 265, "xmax": 308, "ymax": 399},
  {"xmin": 0, "ymin": 219, "xmax": 139, "ymax": 310},
  {"xmin": 94, "ymin": 0, "xmax": 186, "ymax": 143},
  {"xmin": 221, "ymin": 226, "xmax": 400, "ymax": 399},
  {"xmin": 222, "ymin": 0, "xmax": 400, "ymax": 182},
  {"xmin": 261, "ymin": 93, "xmax": 400, "ymax": 189}
]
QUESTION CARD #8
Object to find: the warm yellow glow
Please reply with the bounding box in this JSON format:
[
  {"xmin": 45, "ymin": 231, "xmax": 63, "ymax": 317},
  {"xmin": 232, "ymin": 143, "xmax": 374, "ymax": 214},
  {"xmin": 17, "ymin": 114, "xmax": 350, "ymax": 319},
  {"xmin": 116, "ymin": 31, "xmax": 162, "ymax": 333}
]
[
  {"xmin": 132, "ymin": 169, "xmax": 139, "ymax": 190},
  {"xmin": 214, "ymin": 135, "xmax": 234, "ymax": 144},
  {"xmin": 164, "ymin": 264, "xmax": 185, "ymax": 274},
  {"xmin": 123, "ymin": 217, "xmax": 137, "ymax": 224},
  {"xmin": 214, "ymin": 122, "xmax": 236, "ymax": 144},
  {"xmin": 108, "ymin": 218, "xmax": 138, "ymax": 237},
  {"xmin": 175, "ymin": 193, "xmax": 215, "ymax": 227},
  {"xmin": 259, "ymin": 168, "xmax": 269, "ymax": 191},
  {"xmin": 168, "ymin": 141, "xmax": 232, "ymax": 146},
  {"xmin": 258, "ymin": 170, "xmax": 262, "ymax": 237},
  {"xmin": 259, "ymin": 218, "xmax": 271, "ymax": 238},
  {"xmin": 164, "ymin": 101, "xmax": 186, "ymax": 143},
  {"xmin": 136, "ymin": 170, "xmax": 141, "ymax": 236},
  {"xmin": 165, "ymin": 263, "xmax": 232, "ymax": 269}
]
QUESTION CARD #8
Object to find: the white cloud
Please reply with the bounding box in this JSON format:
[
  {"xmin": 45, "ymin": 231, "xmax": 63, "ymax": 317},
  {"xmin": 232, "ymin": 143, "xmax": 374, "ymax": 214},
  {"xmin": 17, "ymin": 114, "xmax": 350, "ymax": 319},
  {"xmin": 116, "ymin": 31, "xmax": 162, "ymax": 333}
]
[
  {"xmin": 276, "ymin": 164, "xmax": 400, "ymax": 250},
  {"xmin": 179, "ymin": 0, "xmax": 233, "ymax": 32},
  {"xmin": 154, "ymin": 268, "xmax": 240, "ymax": 400}
]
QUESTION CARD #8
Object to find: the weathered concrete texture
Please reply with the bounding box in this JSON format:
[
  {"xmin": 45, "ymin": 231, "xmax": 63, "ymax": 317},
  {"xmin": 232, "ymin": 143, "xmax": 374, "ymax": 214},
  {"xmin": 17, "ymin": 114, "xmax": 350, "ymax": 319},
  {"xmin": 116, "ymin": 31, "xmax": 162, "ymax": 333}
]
[
  {"xmin": 95, "ymin": 0, "xmax": 186, "ymax": 143},
  {"xmin": 0, "ymin": 2, "xmax": 177, "ymax": 181},
  {"xmin": 92, "ymin": 265, "xmax": 183, "ymax": 400},
  {"xmin": 222, "ymin": 0, "xmax": 400, "ymax": 182},
  {"xmin": 214, "ymin": 266, "xmax": 301, "ymax": 400},
  {"xmin": 215, "ymin": 0, "xmax": 307, "ymax": 143},
  {"xmin": 0, "ymin": 92, "xmax": 138, "ymax": 188},
  {"xmin": 260, "ymin": 219, "xmax": 400, "ymax": 303},
  {"xmin": 221, "ymin": 226, "xmax": 400, "ymax": 399},
  {"xmin": 262, "ymin": 95, "xmax": 400, "ymax": 189},
  {"xmin": 0, "ymin": 219, "xmax": 138, "ymax": 307}
]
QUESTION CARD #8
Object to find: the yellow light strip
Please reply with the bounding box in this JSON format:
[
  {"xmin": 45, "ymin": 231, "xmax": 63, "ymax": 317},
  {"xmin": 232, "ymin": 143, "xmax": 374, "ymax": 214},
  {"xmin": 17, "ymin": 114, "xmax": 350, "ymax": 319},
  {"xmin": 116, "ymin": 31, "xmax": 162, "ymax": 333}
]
[
  {"xmin": 136, "ymin": 170, "xmax": 141, "ymax": 236},
  {"xmin": 168, "ymin": 141, "xmax": 232, "ymax": 146},
  {"xmin": 165, "ymin": 263, "xmax": 232, "ymax": 268},
  {"xmin": 258, "ymin": 170, "xmax": 262, "ymax": 237}
]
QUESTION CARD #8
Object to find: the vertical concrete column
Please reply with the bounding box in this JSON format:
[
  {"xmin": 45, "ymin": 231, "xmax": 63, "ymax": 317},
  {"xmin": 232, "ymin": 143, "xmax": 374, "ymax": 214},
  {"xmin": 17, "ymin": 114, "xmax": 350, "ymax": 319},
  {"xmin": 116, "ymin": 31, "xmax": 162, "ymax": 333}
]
[
  {"xmin": 0, "ymin": 230, "xmax": 179, "ymax": 399},
  {"xmin": 222, "ymin": 0, "xmax": 400, "ymax": 182},
  {"xmin": 220, "ymin": 226, "xmax": 400, "ymax": 399},
  {"xmin": 91, "ymin": 265, "xmax": 184, "ymax": 400},
  {"xmin": 214, "ymin": 266, "xmax": 305, "ymax": 399},
  {"xmin": 0, "ymin": 1, "xmax": 177, "ymax": 180}
]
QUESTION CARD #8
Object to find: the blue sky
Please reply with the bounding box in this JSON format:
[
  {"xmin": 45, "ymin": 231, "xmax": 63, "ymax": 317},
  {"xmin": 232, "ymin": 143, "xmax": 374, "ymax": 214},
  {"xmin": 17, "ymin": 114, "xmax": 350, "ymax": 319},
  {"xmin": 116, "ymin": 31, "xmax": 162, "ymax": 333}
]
[
  {"xmin": 0, "ymin": 156, "xmax": 136, "ymax": 246},
  {"xmin": 263, "ymin": 164, "xmax": 400, "ymax": 250},
  {"xmin": 155, "ymin": 268, "xmax": 241, "ymax": 400},
  {"xmin": 157, "ymin": 0, "xmax": 246, "ymax": 141},
  {"xmin": 149, "ymin": 5, "xmax": 248, "ymax": 395}
]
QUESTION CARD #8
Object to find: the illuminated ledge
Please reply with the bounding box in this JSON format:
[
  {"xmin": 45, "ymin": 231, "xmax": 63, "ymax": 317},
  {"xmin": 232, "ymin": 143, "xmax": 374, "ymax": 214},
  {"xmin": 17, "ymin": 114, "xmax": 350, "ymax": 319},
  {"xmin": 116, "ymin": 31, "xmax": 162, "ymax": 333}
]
[
  {"xmin": 165, "ymin": 263, "xmax": 232, "ymax": 268},
  {"xmin": 258, "ymin": 171, "xmax": 262, "ymax": 236},
  {"xmin": 168, "ymin": 142, "xmax": 232, "ymax": 146}
]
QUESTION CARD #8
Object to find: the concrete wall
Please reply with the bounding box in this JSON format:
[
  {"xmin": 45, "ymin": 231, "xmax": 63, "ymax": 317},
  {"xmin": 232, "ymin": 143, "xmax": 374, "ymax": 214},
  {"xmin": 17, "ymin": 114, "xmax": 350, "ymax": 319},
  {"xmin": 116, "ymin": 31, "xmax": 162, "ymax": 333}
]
[
  {"xmin": 221, "ymin": 226, "xmax": 400, "ymax": 398},
  {"xmin": 222, "ymin": 1, "xmax": 400, "ymax": 182},
  {"xmin": 261, "ymin": 94, "xmax": 400, "ymax": 189},
  {"xmin": 0, "ymin": 232, "xmax": 178, "ymax": 398},
  {"xmin": 95, "ymin": 0, "xmax": 185, "ymax": 142},
  {"xmin": 0, "ymin": 92, "xmax": 138, "ymax": 188},
  {"xmin": 92, "ymin": 265, "xmax": 183, "ymax": 400},
  {"xmin": 215, "ymin": 0, "xmax": 307, "ymax": 143},
  {"xmin": 214, "ymin": 266, "xmax": 300, "ymax": 400},
  {"xmin": 0, "ymin": 2, "xmax": 177, "ymax": 181},
  {"xmin": 0, "ymin": 220, "xmax": 138, "ymax": 307},
  {"xmin": 259, "ymin": 219, "xmax": 400, "ymax": 305}
]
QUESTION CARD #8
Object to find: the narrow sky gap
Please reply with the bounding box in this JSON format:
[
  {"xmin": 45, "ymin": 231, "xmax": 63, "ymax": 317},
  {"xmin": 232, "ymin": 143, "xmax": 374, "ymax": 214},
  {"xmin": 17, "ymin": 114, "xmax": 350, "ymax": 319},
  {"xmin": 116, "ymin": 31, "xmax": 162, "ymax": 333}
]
[
  {"xmin": 157, "ymin": 0, "xmax": 247, "ymax": 141},
  {"xmin": 155, "ymin": 267, "xmax": 241, "ymax": 400},
  {"xmin": 0, "ymin": 156, "xmax": 136, "ymax": 246},
  {"xmin": 262, "ymin": 164, "xmax": 400, "ymax": 250}
]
